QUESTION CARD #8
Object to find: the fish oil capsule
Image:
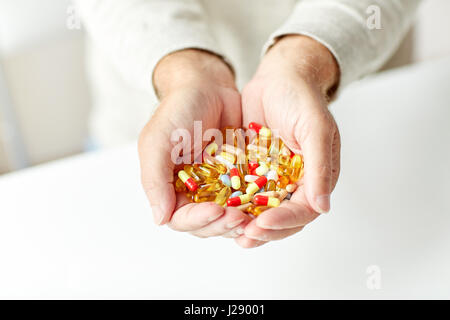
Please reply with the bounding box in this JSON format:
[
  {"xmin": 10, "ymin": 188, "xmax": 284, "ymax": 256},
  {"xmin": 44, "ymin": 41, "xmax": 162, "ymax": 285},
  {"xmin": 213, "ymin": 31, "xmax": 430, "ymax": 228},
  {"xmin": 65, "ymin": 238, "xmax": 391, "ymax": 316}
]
[
  {"xmin": 178, "ymin": 170, "xmax": 198, "ymax": 192},
  {"xmin": 215, "ymin": 186, "xmax": 231, "ymax": 206},
  {"xmin": 252, "ymin": 206, "xmax": 270, "ymax": 216},
  {"xmin": 255, "ymin": 163, "xmax": 269, "ymax": 176},
  {"xmin": 229, "ymin": 168, "xmax": 241, "ymax": 190},
  {"xmin": 194, "ymin": 164, "xmax": 219, "ymax": 179},
  {"xmin": 194, "ymin": 191, "xmax": 216, "ymax": 203},
  {"xmin": 246, "ymin": 176, "xmax": 267, "ymax": 195},
  {"xmin": 204, "ymin": 142, "xmax": 218, "ymax": 156},
  {"xmin": 278, "ymin": 154, "xmax": 291, "ymax": 166},
  {"xmin": 266, "ymin": 180, "xmax": 277, "ymax": 192},
  {"xmin": 175, "ymin": 178, "xmax": 187, "ymax": 193},
  {"xmin": 249, "ymin": 122, "xmax": 271, "ymax": 138},
  {"xmin": 184, "ymin": 165, "xmax": 202, "ymax": 182},
  {"xmin": 198, "ymin": 182, "xmax": 223, "ymax": 193},
  {"xmin": 227, "ymin": 194, "xmax": 252, "ymax": 207},
  {"xmin": 253, "ymin": 195, "xmax": 280, "ymax": 207},
  {"xmin": 219, "ymin": 151, "xmax": 236, "ymax": 164},
  {"xmin": 276, "ymin": 176, "xmax": 289, "ymax": 189},
  {"xmin": 237, "ymin": 161, "xmax": 249, "ymax": 177},
  {"xmin": 290, "ymin": 154, "xmax": 303, "ymax": 169}
]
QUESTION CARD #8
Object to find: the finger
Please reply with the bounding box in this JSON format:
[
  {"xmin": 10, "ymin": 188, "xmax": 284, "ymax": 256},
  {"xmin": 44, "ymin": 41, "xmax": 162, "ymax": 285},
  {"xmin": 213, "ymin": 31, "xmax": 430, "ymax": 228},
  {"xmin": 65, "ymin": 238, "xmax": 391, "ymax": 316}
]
[
  {"xmin": 168, "ymin": 202, "xmax": 225, "ymax": 232},
  {"xmin": 189, "ymin": 207, "xmax": 251, "ymax": 238},
  {"xmin": 295, "ymin": 110, "xmax": 336, "ymax": 213},
  {"xmin": 234, "ymin": 235, "xmax": 267, "ymax": 249},
  {"xmin": 220, "ymin": 89, "xmax": 242, "ymax": 128},
  {"xmin": 244, "ymin": 219, "xmax": 304, "ymax": 241},
  {"xmin": 255, "ymin": 189, "xmax": 319, "ymax": 230},
  {"xmin": 241, "ymin": 83, "xmax": 266, "ymax": 128},
  {"xmin": 138, "ymin": 124, "xmax": 176, "ymax": 226}
]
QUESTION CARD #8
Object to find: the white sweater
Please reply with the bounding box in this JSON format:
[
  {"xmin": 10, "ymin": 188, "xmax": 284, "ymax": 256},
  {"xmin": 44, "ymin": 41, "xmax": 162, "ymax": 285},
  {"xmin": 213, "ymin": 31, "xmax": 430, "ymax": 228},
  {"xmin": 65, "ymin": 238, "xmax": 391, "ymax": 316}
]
[{"xmin": 75, "ymin": 0, "xmax": 421, "ymax": 147}]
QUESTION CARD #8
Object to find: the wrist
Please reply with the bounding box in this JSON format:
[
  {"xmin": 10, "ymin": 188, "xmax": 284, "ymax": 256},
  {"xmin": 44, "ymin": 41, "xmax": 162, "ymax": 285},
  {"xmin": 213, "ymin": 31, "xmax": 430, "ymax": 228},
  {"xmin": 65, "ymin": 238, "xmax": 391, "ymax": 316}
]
[
  {"xmin": 262, "ymin": 35, "xmax": 340, "ymax": 98},
  {"xmin": 153, "ymin": 49, "xmax": 235, "ymax": 99}
]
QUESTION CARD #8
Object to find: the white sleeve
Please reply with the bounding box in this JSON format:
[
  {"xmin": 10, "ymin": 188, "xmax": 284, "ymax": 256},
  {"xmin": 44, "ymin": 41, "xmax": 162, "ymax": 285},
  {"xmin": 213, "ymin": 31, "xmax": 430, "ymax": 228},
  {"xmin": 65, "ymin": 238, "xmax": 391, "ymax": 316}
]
[
  {"xmin": 74, "ymin": 0, "xmax": 225, "ymax": 94},
  {"xmin": 263, "ymin": 0, "xmax": 422, "ymax": 88}
]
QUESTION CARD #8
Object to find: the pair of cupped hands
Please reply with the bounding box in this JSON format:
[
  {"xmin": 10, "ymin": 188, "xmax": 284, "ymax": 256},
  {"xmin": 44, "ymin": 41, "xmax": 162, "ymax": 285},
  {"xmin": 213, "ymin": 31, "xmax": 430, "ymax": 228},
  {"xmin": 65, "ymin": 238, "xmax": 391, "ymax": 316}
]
[{"xmin": 138, "ymin": 35, "xmax": 341, "ymax": 248}]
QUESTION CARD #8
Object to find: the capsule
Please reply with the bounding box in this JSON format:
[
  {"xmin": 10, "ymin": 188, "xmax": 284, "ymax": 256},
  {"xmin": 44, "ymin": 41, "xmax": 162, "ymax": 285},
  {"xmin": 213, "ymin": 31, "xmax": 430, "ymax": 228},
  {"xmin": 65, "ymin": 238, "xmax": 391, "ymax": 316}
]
[
  {"xmin": 204, "ymin": 142, "xmax": 218, "ymax": 156},
  {"xmin": 175, "ymin": 178, "xmax": 187, "ymax": 193},
  {"xmin": 255, "ymin": 163, "xmax": 269, "ymax": 176},
  {"xmin": 253, "ymin": 195, "xmax": 280, "ymax": 207},
  {"xmin": 252, "ymin": 206, "xmax": 270, "ymax": 217},
  {"xmin": 266, "ymin": 179, "xmax": 277, "ymax": 191},
  {"xmin": 215, "ymin": 186, "xmax": 231, "ymax": 206},
  {"xmin": 220, "ymin": 174, "xmax": 232, "ymax": 187},
  {"xmin": 227, "ymin": 194, "xmax": 252, "ymax": 207},
  {"xmin": 244, "ymin": 175, "xmax": 259, "ymax": 183},
  {"xmin": 246, "ymin": 176, "xmax": 267, "ymax": 195},
  {"xmin": 178, "ymin": 170, "xmax": 198, "ymax": 192},
  {"xmin": 229, "ymin": 167, "xmax": 241, "ymax": 190},
  {"xmin": 219, "ymin": 151, "xmax": 236, "ymax": 164},
  {"xmin": 276, "ymin": 175, "xmax": 290, "ymax": 189},
  {"xmin": 249, "ymin": 122, "xmax": 271, "ymax": 138},
  {"xmin": 286, "ymin": 183, "xmax": 297, "ymax": 193}
]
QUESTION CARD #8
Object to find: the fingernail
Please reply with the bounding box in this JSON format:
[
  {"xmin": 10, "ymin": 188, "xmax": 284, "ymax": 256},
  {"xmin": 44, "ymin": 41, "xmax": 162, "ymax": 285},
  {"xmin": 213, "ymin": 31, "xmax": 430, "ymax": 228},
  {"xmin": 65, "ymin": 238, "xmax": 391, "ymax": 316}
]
[
  {"xmin": 315, "ymin": 194, "xmax": 330, "ymax": 213},
  {"xmin": 226, "ymin": 219, "xmax": 244, "ymax": 229},
  {"xmin": 151, "ymin": 205, "xmax": 164, "ymax": 225},
  {"xmin": 235, "ymin": 227, "xmax": 244, "ymax": 235}
]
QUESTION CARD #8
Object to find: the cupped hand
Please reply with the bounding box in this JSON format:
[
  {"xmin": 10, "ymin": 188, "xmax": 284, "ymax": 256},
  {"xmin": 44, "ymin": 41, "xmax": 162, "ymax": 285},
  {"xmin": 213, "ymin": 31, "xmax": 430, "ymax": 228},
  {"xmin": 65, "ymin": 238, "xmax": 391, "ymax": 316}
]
[
  {"xmin": 138, "ymin": 49, "xmax": 252, "ymax": 238},
  {"xmin": 238, "ymin": 35, "xmax": 341, "ymax": 248}
]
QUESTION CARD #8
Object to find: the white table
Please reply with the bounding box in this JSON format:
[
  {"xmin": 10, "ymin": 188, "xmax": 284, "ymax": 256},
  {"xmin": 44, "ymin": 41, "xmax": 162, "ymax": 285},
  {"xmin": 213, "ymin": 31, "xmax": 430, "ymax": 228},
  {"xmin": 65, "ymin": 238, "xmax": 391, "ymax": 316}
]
[{"xmin": 1, "ymin": 57, "xmax": 450, "ymax": 299}]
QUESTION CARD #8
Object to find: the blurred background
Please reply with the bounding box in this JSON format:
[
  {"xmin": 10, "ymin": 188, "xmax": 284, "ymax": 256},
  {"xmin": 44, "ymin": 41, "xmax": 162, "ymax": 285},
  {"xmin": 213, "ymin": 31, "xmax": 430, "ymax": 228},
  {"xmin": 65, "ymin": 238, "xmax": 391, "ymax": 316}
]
[{"xmin": 0, "ymin": 0, "xmax": 449, "ymax": 174}]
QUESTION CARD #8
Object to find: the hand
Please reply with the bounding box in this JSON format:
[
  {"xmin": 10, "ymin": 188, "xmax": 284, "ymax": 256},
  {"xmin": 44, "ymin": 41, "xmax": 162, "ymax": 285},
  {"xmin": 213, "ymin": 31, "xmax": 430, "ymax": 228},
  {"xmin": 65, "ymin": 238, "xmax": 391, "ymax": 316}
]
[
  {"xmin": 138, "ymin": 49, "xmax": 252, "ymax": 238},
  {"xmin": 238, "ymin": 35, "xmax": 341, "ymax": 248}
]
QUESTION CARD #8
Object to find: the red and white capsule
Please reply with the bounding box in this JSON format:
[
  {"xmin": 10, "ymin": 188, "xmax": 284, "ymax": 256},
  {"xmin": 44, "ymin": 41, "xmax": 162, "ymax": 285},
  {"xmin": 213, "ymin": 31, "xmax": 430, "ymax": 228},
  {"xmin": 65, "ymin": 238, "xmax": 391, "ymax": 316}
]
[
  {"xmin": 248, "ymin": 122, "xmax": 271, "ymax": 138},
  {"xmin": 227, "ymin": 194, "xmax": 252, "ymax": 207},
  {"xmin": 253, "ymin": 195, "xmax": 280, "ymax": 207},
  {"xmin": 178, "ymin": 170, "xmax": 198, "ymax": 192},
  {"xmin": 246, "ymin": 176, "xmax": 267, "ymax": 195},
  {"xmin": 229, "ymin": 167, "xmax": 241, "ymax": 190}
]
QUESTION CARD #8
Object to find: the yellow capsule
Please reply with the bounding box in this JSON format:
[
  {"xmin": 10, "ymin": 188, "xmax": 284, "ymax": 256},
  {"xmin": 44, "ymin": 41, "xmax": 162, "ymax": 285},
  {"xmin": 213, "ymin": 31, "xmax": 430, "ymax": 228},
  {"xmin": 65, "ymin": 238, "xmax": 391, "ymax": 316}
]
[
  {"xmin": 266, "ymin": 180, "xmax": 277, "ymax": 192},
  {"xmin": 290, "ymin": 154, "xmax": 303, "ymax": 169},
  {"xmin": 204, "ymin": 142, "xmax": 218, "ymax": 156},
  {"xmin": 278, "ymin": 155, "xmax": 291, "ymax": 166},
  {"xmin": 219, "ymin": 151, "xmax": 236, "ymax": 164},
  {"xmin": 183, "ymin": 165, "xmax": 203, "ymax": 182},
  {"xmin": 175, "ymin": 178, "xmax": 187, "ymax": 193},
  {"xmin": 194, "ymin": 191, "xmax": 216, "ymax": 203},
  {"xmin": 194, "ymin": 164, "xmax": 219, "ymax": 179},
  {"xmin": 198, "ymin": 182, "xmax": 223, "ymax": 193},
  {"xmin": 289, "ymin": 168, "xmax": 302, "ymax": 182},
  {"xmin": 252, "ymin": 206, "xmax": 270, "ymax": 217},
  {"xmin": 255, "ymin": 163, "xmax": 269, "ymax": 176},
  {"xmin": 277, "ymin": 176, "xmax": 290, "ymax": 189},
  {"xmin": 213, "ymin": 164, "xmax": 227, "ymax": 174},
  {"xmin": 215, "ymin": 186, "xmax": 231, "ymax": 206}
]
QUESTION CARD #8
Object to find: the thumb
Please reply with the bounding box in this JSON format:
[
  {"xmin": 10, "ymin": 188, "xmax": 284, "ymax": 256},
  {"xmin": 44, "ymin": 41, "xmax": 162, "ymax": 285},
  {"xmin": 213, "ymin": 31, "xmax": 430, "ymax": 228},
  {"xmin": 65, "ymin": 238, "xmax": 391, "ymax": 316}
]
[
  {"xmin": 138, "ymin": 121, "xmax": 177, "ymax": 225},
  {"xmin": 295, "ymin": 110, "xmax": 336, "ymax": 213}
]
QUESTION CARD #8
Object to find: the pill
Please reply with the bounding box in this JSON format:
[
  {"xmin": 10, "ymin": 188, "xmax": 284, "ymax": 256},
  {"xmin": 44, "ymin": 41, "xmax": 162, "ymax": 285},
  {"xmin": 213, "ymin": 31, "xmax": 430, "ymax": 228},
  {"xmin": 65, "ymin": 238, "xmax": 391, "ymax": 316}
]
[
  {"xmin": 244, "ymin": 175, "xmax": 259, "ymax": 182},
  {"xmin": 253, "ymin": 195, "xmax": 280, "ymax": 207},
  {"xmin": 229, "ymin": 167, "xmax": 241, "ymax": 190},
  {"xmin": 249, "ymin": 122, "xmax": 271, "ymax": 138},
  {"xmin": 286, "ymin": 183, "xmax": 297, "ymax": 193},
  {"xmin": 227, "ymin": 194, "xmax": 252, "ymax": 206},
  {"xmin": 178, "ymin": 170, "xmax": 198, "ymax": 192},
  {"xmin": 231, "ymin": 190, "xmax": 243, "ymax": 198},
  {"xmin": 215, "ymin": 155, "xmax": 234, "ymax": 169},
  {"xmin": 219, "ymin": 151, "xmax": 236, "ymax": 164},
  {"xmin": 266, "ymin": 170, "xmax": 278, "ymax": 181},
  {"xmin": 204, "ymin": 142, "xmax": 218, "ymax": 156},
  {"xmin": 220, "ymin": 174, "xmax": 231, "ymax": 187},
  {"xmin": 248, "ymin": 161, "xmax": 259, "ymax": 171},
  {"xmin": 252, "ymin": 206, "xmax": 270, "ymax": 216},
  {"xmin": 246, "ymin": 176, "xmax": 267, "ymax": 195},
  {"xmin": 255, "ymin": 163, "xmax": 269, "ymax": 176}
]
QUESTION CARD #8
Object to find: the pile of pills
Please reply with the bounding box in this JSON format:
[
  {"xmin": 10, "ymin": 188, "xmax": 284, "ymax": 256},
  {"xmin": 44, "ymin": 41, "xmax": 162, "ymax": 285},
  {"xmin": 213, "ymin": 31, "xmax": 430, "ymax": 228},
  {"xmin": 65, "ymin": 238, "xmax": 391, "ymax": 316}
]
[{"xmin": 174, "ymin": 123, "xmax": 304, "ymax": 217}]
